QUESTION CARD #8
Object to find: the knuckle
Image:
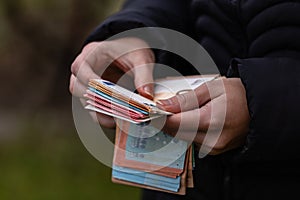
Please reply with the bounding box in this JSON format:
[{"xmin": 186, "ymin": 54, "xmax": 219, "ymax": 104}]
[
  {"xmin": 141, "ymin": 49, "xmax": 155, "ymax": 63},
  {"xmin": 71, "ymin": 59, "xmax": 80, "ymax": 75},
  {"xmin": 147, "ymin": 49, "xmax": 155, "ymax": 62},
  {"xmin": 177, "ymin": 94, "xmax": 189, "ymax": 111},
  {"xmin": 69, "ymin": 81, "xmax": 73, "ymax": 94},
  {"xmin": 213, "ymin": 136, "xmax": 228, "ymax": 151},
  {"xmin": 162, "ymin": 117, "xmax": 179, "ymax": 135},
  {"xmin": 69, "ymin": 75, "xmax": 76, "ymax": 95},
  {"xmin": 96, "ymin": 41, "xmax": 108, "ymax": 50},
  {"xmin": 96, "ymin": 41, "xmax": 111, "ymax": 57},
  {"xmin": 86, "ymin": 41, "xmax": 105, "ymax": 52},
  {"xmin": 201, "ymin": 113, "xmax": 211, "ymax": 130}
]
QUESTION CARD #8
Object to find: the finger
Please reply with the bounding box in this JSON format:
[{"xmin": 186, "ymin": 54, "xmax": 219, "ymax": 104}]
[
  {"xmin": 75, "ymin": 79, "xmax": 116, "ymax": 128},
  {"xmin": 162, "ymin": 102, "xmax": 212, "ymax": 133},
  {"xmin": 113, "ymin": 52, "xmax": 155, "ymax": 99},
  {"xmin": 101, "ymin": 64, "xmax": 128, "ymax": 84},
  {"xmin": 70, "ymin": 74, "xmax": 87, "ymax": 98},
  {"xmin": 71, "ymin": 43, "xmax": 109, "ymax": 85},
  {"xmin": 80, "ymin": 98, "xmax": 87, "ymax": 107},
  {"xmin": 133, "ymin": 63, "xmax": 154, "ymax": 100},
  {"xmin": 166, "ymin": 130, "xmax": 225, "ymax": 156},
  {"xmin": 89, "ymin": 111, "xmax": 116, "ymax": 129},
  {"xmin": 166, "ymin": 129, "xmax": 224, "ymax": 156},
  {"xmin": 164, "ymin": 128, "xmax": 226, "ymax": 156},
  {"xmin": 163, "ymin": 129, "xmax": 206, "ymax": 146},
  {"xmin": 71, "ymin": 57, "xmax": 100, "ymax": 85},
  {"xmin": 156, "ymin": 79, "xmax": 225, "ymax": 113}
]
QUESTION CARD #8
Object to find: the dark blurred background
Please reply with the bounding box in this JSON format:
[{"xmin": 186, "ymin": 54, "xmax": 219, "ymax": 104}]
[{"xmin": 0, "ymin": 0, "xmax": 140, "ymax": 199}]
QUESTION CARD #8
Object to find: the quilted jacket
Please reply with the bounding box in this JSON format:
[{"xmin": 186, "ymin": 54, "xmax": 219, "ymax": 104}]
[{"xmin": 85, "ymin": 0, "xmax": 300, "ymax": 199}]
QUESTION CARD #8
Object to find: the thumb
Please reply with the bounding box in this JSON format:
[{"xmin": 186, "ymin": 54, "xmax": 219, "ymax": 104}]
[
  {"xmin": 156, "ymin": 80, "xmax": 223, "ymax": 113},
  {"xmin": 133, "ymin": 64, "xmax": 154, "ymax": 100},
  {"xmin": 156, "ymin": 89, "xmax": 204, "ymax": 113}
]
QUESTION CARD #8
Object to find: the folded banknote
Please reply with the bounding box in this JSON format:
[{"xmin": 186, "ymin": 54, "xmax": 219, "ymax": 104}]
[
  {"xmin": 85, "ymin": 75, "xmax": 219, "ymax": 124},
  {"xmin": 85, "ymin": 79, "xmax": 172, "ymax": 124}
]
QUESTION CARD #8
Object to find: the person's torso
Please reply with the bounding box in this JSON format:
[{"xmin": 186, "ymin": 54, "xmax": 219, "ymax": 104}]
[{"xmin": 190, "ymin": 0, "xmax": 300, "ymax": 75}]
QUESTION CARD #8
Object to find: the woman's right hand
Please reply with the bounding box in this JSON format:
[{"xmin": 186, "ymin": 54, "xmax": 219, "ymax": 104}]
[{"xmin": 69, "ymin": 37, "xmax": 155, "ymax": 128}]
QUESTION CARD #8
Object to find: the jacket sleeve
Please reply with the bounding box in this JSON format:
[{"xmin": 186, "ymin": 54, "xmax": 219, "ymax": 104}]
[
  {"xmin": 228, "ymin": 57, "xmax": 300, "ymax": 162},
  {"xmin": 85, "ymin": 0, "xmax": 191, "ymax": 44}
]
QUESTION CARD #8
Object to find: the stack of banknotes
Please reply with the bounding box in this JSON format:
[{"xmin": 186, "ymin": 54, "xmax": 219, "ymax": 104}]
[
  {"xmin": 85, "ymin": 79, "xmax": 172, "ymax": 124},
  {"xmin": 112, "ymin": 121, "xmax": 194, "ymax": 195},
  {"xmin": 85, "ymin": 75, "xmax": 219, "ymax": 194}
]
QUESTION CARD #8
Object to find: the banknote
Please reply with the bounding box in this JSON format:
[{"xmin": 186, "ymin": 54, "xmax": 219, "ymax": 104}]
[
  {"xmin": 85, "ymin": 75, "xmax": 219, "ymax": 124},
  {"xmin": 113, "ymin": 121, "xmax": 187, "ymax": 177},
  {"xmin": 110, "ymin": 75, "xmax": 220, "ymax": 194},
  {"xmin": 85, "ymin": 79, "xmax": 172, "ymax": 124},
  {"xmin": 112, "ymin": 165, "xmax": 181, "ymax": 192},
  {"xmin": 154, "ymin": 75, "xmax": 219, "ymax": 101},
  {"xmin": 112, "ymin": 140, "xmax": 192, "ymax": 194}
]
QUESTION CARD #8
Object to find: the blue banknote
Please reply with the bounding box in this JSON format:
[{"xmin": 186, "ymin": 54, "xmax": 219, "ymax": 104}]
[
  {"xmin": 124, "ymin": 123, "xmax": 188, "ymax": 169},
  {"xmin": 113, "ymin": 165, "xmax": 181, "ymax": 192}
]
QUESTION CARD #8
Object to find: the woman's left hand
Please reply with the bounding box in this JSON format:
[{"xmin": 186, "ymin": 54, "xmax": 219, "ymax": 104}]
[{"xmin": 156, "ymin": 78, "xmax": 250, "ymax": 155}]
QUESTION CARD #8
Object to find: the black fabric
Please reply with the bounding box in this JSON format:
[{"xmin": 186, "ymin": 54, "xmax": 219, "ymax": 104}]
[
  {"xmin": 85, "ymin": 0, "xmax": 191, "ymax": 44},
  {"xmin": 85, "ymin": 0, "xmax": 300, "ymax": 199},
  {"xmin": 230, "ymin": 57, "xmax": 300, "ymax": 162}
]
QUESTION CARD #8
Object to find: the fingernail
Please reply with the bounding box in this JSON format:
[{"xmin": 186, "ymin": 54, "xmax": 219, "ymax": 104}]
[
  {"xmin": 143, "ymin": 85, "xmax": 154, "ymax": 98},
  {"xmin": 156, "ymin": 99, "xmax": 172, "ymax": 106}
]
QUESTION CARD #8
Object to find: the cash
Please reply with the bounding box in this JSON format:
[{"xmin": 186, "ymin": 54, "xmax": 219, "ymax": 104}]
[
  {"xmin": 85, "ymin": 79, "xmax": 172, "ymax": 124},
  {"xmin": 85, "ymin": 75, "xmax": 219, "ymax": 194},
  {"xmin": 112, "ymin": 120, "xmax": 193, "ymax": 195}
]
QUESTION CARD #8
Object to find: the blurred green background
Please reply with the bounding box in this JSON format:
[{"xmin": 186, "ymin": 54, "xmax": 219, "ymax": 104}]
[{"xmin": 0, "ymin": 0, "xmax": 141, "ymax": 199}]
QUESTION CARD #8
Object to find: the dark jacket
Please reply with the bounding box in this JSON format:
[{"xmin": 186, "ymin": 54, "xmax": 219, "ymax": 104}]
[{"xmin": 86, "ymin": 0, "xmax": 300, "ymax": 199}]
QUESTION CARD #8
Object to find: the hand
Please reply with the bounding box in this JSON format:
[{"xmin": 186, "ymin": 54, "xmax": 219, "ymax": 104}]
[
  {"xmin": 69, "ymin": 37, "xmax": 155, "ymax": 128},
  {"xmin": 156, "ymin": 78, "xmax": 250, "ymax": 155}
]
